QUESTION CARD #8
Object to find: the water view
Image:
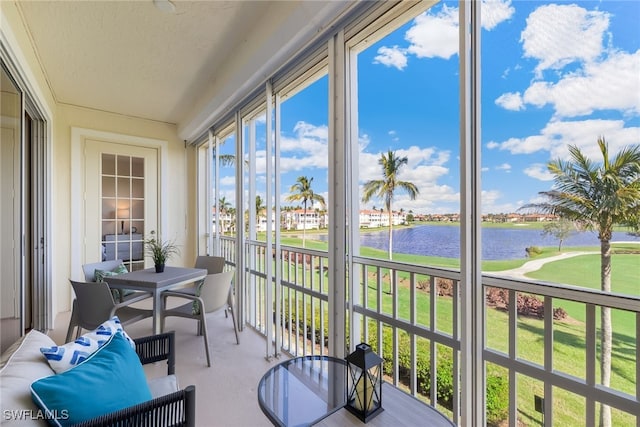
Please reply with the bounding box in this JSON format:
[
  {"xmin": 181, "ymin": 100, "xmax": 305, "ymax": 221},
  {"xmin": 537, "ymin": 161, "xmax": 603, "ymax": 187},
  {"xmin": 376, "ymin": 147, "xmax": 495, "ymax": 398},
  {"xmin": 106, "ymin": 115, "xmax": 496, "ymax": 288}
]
[{"xmin": 318, "ymin": 225, "xmax": 640, "ymax": 260}]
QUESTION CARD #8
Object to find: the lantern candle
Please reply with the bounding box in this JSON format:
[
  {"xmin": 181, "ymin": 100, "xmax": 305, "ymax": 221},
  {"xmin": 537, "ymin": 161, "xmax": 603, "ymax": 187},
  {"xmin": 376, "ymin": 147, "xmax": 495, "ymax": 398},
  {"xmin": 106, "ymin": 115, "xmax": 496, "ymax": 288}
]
[{"xmin": 345, "ymin": 343, "xmax": 384, "ymax": 423}]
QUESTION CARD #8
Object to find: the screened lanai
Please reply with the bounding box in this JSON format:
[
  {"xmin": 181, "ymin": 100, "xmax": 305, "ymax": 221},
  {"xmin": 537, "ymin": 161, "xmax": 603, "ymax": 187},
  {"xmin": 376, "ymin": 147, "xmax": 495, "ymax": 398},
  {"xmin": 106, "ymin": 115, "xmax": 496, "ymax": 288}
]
[{"xmin": 2, "ymin": 1, "xmax": 639, "ymax": 426}]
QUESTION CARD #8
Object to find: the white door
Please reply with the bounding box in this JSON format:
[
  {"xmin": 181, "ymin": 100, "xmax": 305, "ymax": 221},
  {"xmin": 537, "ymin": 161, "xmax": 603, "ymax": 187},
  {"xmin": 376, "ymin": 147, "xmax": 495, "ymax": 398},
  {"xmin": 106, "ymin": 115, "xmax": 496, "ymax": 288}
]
[{"xmin": 85, "ymin": 140, "xmax": 158, "ymax": 271}]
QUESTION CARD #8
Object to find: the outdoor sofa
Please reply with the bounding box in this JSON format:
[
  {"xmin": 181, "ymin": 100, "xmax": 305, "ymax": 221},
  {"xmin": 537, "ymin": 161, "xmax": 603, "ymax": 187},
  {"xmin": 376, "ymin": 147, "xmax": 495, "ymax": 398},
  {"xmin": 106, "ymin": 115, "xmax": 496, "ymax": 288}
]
[{"xmin": 0, "ymin": 328, "xmax": 195, "ymax": 426}]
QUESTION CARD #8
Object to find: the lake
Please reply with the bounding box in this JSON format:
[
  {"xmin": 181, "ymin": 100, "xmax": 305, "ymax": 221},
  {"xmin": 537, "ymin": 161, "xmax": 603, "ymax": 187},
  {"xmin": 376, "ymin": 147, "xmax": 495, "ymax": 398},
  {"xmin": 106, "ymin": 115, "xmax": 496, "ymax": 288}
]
[{"xmin": 317, "ymin": 224, "xmax": 640, "ymax": 260}]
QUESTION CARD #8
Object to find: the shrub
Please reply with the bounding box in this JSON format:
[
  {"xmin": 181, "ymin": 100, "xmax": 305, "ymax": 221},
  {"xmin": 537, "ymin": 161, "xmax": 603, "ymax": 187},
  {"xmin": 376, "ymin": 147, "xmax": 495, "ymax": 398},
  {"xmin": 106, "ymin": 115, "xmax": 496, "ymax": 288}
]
[
  {"xmin": 367, "ymin": 325, "xmax": 507, "ymax": 424},
  {"xmin": 486, "ymin": 287, "xmax": 567, "ymax": 320},
  {"xmin": 486, "ymin": 374, "xmax": 509, "ymax": 425},
  {"xmin": 525, "ymin": 246, "xmax": 543, "ymax": 256}
]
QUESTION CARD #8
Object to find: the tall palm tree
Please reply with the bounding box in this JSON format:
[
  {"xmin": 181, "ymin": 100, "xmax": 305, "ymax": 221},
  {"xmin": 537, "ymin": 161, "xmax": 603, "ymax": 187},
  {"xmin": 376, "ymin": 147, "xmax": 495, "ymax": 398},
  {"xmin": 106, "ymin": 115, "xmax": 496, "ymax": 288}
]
[
  {"xmin": 286, "ymin": 176, "xmax": 326, "ymax": 248},
  {"xmin": 218, "ymin": 196, "xmax": 231, "ymax": 234},
  {"xmin": 362, "ymin": 150, "xmax": 419, "ymax": 260},
  {"xmin": 520, "ymin": 137, "xmax": 640, "ymax": 427}
]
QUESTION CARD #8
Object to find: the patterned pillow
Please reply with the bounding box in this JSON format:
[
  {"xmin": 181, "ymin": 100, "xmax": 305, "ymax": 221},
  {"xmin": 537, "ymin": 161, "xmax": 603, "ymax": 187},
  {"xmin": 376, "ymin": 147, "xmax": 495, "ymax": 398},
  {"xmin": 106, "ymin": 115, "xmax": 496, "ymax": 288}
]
[
  {"xmin": 31, "ymin": 332, "xmax": 152, "ymax": 426},
  {"xmin": 94, "ymin": 264, "xmax": 134, "ymax": 300},
  {"xmin": 40, "ymin": 316, "xmax": 135, "ymax": 374}
]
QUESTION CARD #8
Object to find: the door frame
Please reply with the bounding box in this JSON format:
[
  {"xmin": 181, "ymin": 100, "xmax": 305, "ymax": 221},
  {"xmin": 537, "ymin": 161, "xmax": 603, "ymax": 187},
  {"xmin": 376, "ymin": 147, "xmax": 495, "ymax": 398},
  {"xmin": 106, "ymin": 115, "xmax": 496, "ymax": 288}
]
[
  {"xmin": 70, "ymin": 128, "xmax": 168, "ymax": 286},
  {"xmin": 1, "ymin": 46, "xmax": 53, "ymax": 335}
]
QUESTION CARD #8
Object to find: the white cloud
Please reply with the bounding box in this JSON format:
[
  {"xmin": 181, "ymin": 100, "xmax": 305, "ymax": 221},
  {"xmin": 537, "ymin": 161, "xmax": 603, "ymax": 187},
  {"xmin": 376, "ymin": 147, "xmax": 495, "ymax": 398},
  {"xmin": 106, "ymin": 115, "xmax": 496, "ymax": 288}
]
[
  {"xmin": 523, "ymin": 50, "xmax": 640, "ymax": 117},
  {"xmin": 495, "ymin": 92, "xmax": 524, "ymax": 111},
  {"xmin": 374, "ymin": 46, "xmax": 408, "ymax": 70},
  {"xmin": 405, "ymin": 5, "xmax": 459, "ymax": 60},
  {"xmin": 358, "ymin": 145, "xmax": 458, "ymax": 213},
  {"xmin": 481, "ymin": 189, "xmax": 520, "ymax": 214},
  {"xmin": 220, "ymin": 176, "xmax": 236, "ymax": 186},
  {"xmin": 482, "ymin": 0, "xmax": 515, "ymax": 31},
  {"xmin": 376, "ymin": 1, "xmax": 513, "ymax": 66},
  {"xmin": 486, "ymin": 118, "xmax": 640, "ymax": 159},
  {"xmin": 524, "ymin": 164, "xmax": 553, "ymax": 181},
  {"xmin": 496, "ymin": 163, "xmax": 511, "ymax": 172},
  {"xmin": 277, "ymin": 121, "xmax": 328, "ymax": 172},
  {"xmin": 521, "ymin": 4, "xmax": 609, "ymax": 76}
]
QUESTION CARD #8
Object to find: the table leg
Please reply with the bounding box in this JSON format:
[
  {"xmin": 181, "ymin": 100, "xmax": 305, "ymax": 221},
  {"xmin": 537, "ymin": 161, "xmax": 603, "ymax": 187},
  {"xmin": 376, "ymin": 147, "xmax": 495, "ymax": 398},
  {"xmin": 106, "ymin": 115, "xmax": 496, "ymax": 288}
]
[{"xmin": 152, "ymin": 292, "xmax": 161, "ymax": 335}]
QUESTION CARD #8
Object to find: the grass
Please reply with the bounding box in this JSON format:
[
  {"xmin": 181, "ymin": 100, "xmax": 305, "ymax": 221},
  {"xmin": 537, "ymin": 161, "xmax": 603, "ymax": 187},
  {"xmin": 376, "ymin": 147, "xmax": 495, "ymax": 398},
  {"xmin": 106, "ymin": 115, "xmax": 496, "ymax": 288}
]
[
  {"xmin": 357, "ymin": 251, "xmax": 638, "ymax": 426},
  {"xmin": 253, "ymin": 233, "xmax": 639, "ymax": 425}
]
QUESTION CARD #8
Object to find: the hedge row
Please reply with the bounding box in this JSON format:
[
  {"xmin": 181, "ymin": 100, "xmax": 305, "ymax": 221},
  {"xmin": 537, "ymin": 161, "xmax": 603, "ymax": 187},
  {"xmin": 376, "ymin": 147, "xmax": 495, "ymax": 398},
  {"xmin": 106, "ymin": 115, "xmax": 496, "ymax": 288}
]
[
  {"xmin": 359, "ymin": 326, "xmax": 508, "ymax": 425},
  {"xmin": 278, "ymin": 304, "xmax": 508, "ymax": 425}
]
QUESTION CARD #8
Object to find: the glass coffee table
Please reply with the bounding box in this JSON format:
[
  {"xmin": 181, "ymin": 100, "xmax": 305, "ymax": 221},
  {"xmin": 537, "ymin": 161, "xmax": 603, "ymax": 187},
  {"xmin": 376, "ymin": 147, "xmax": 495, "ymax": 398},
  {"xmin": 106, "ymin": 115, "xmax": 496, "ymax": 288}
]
[{"xmin": 258, "ymin": 356, "xmax": 347, "ymax": 427}]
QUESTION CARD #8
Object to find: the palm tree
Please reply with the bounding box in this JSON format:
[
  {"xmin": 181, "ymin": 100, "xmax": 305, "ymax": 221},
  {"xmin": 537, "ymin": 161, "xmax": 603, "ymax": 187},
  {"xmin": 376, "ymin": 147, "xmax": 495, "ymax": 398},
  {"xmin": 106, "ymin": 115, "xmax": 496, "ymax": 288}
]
[
  {"xmin": 362, "ymin": 150, "xmax": 419, "ymax": 260},
  {"xmin": 520, "ymin": 137, "xmax": 640, "ymax": 427},
  {"xmin": 286, "ymin": 176, "xmax": 326, "ymax": 248},
  {"xmin": 218, "ymin": 196, "xmax": 231, "ymax": 234},
  {"xmin": 255, "ymin": 195, "xmax": 266, "ymax": 218}
]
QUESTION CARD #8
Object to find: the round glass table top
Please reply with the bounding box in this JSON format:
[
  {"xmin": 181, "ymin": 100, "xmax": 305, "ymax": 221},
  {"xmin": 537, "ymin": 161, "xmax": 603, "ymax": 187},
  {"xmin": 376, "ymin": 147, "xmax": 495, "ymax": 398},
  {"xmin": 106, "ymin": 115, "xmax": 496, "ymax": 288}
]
[{"xmin": 258, "ymin": 356, "xmax": 347, "ymax": 427}]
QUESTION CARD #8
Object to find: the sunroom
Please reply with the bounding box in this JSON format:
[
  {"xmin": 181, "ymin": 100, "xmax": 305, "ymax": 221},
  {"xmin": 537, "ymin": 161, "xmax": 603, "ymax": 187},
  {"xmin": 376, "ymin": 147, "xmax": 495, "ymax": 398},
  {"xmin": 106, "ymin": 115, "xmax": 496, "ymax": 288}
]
[{"xmin": 1, "ymin": 1, "xmax": 639, "ymax": 426}]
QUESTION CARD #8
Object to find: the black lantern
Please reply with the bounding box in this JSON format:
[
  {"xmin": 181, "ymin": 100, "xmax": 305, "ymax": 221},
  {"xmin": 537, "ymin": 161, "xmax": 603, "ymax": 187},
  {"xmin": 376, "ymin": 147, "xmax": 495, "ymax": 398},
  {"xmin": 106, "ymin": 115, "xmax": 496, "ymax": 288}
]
[{"xmin": 345, "ymin": 343, "xmax": 384, "ymax": 422}]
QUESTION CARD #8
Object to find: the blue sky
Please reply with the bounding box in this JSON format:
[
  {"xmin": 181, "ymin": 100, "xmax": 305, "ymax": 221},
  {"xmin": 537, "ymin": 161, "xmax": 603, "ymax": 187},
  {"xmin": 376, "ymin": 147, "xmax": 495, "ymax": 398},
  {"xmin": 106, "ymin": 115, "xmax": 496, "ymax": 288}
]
[{"xmin": 218, "ymin": 0, "xmax": 640, "ymax": 215}]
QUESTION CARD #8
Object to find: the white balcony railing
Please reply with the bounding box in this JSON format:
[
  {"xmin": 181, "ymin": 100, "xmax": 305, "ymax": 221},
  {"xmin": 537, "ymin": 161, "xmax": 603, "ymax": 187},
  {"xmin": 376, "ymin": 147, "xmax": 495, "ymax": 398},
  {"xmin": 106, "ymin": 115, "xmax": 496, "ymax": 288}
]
[{"xmin": 220, "ymin": 236, "xmax": 639, "ymax": 426}]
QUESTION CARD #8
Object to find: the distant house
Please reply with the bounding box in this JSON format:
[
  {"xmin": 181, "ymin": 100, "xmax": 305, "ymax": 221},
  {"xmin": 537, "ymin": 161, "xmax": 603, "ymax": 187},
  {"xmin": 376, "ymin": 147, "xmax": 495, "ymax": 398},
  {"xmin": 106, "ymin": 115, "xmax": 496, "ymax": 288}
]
[
  {"xmin": 283, "ymin": 209, "xmax": 322, "ymax": 231},
  {"xmin": 211, "ymin": 207, "xmax": 235, "ymax": 233},
  {"xmin": 359, "ymin": 209, "xmax": 406, "ymax": 228}
]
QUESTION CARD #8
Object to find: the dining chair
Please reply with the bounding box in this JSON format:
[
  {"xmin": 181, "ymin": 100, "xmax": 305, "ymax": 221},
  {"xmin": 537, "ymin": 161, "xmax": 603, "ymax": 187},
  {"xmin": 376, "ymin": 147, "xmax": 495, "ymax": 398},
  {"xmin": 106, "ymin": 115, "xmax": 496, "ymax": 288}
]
[
  {"xmin": 160, "ymin": 270, "xmax": 239, "ymax": 367},
  {"xmin": 65, "ymin": 280, "xmax": 153, "ymax": 342},
  {"xmin": 194, "ymin": 255, "xmax": 225, "ymax": 274},
  {"xmin": 83, "ymin": 259, "xmax": 152, "ymax": 303}
]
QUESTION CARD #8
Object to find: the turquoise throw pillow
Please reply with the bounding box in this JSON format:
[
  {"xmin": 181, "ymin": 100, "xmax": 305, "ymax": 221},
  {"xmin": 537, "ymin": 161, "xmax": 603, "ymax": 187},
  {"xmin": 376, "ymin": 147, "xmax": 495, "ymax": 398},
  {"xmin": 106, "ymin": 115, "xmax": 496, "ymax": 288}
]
[{"xmin": 31, "ymin": 332, "xmax": 152, "ymax": 426}]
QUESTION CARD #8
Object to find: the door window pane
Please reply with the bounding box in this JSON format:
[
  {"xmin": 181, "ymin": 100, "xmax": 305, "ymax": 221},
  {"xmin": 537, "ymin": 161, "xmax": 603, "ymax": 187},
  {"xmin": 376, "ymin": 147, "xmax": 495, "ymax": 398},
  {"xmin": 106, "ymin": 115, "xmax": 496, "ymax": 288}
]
[{"xmin": 101, "ymin": 154, "xmax": 145, "ymax": 270}]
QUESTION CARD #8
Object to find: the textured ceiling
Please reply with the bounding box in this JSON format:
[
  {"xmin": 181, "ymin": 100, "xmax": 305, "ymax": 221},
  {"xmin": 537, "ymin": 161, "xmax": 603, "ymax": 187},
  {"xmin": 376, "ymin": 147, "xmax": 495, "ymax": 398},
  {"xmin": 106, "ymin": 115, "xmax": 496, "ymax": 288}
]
[{"xmin": 15, "ymin": 0, "xmax": 329, "ymax": 130}]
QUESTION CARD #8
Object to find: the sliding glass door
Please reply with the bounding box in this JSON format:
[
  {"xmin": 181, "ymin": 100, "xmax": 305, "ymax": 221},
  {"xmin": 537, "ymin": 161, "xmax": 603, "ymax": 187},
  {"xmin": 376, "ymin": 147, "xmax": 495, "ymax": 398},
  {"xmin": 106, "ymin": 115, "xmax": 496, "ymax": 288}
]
[{"xmin": 0, "ymin": 62, "xmax": 49, "ymax": 353}]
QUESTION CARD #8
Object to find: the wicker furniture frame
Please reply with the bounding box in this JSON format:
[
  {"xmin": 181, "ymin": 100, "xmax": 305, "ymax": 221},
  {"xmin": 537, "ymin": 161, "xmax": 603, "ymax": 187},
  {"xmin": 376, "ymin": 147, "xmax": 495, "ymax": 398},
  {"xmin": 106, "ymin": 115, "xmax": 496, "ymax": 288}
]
[{"xmin": 74, "ymin": 331, "xmax": 196, "ymax": 427}]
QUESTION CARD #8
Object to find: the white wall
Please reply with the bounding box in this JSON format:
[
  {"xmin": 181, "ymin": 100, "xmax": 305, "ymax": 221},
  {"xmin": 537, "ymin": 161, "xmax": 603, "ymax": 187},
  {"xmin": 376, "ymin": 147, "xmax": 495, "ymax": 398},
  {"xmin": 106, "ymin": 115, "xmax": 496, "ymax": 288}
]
[{"xmin": 2, "ymin": 2, "xmax": 198, "ymax": 330}]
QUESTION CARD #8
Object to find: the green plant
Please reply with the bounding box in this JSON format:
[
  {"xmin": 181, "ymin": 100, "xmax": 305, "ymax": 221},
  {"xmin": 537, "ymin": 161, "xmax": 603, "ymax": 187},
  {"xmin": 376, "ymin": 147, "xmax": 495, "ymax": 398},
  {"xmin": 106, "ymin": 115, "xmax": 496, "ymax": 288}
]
[
  {"xmin": 525, "ymin": 245, "xmax": 543, "ymax": 256},
  {"xmin": 144, "ymin": 231, "xmax": 180, "ymax": 266}
]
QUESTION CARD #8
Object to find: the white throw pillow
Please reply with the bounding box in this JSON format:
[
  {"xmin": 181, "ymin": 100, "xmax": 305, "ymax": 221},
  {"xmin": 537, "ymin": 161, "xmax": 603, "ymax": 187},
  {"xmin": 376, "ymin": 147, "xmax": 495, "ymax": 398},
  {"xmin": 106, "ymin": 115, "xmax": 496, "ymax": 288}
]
[{"xmin": 40, "ymin": 316, "xmax": 135, "ymax": 374}]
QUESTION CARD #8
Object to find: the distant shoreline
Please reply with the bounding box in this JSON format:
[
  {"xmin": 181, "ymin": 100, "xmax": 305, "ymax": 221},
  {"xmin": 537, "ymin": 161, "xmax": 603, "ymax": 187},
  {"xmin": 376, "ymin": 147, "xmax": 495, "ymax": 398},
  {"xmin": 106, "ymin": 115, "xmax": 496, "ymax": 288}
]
[{"xmin": 278, "ymin": 220, "xmax": 639, "ymax": 238}]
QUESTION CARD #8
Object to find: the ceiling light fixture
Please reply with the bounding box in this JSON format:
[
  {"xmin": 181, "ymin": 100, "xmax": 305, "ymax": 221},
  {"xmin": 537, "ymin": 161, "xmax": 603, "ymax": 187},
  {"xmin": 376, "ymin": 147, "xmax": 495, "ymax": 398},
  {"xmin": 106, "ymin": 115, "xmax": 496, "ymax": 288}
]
[{"xmin": 153, "ymin": 0, "xmax": 176, "ymax": 14}]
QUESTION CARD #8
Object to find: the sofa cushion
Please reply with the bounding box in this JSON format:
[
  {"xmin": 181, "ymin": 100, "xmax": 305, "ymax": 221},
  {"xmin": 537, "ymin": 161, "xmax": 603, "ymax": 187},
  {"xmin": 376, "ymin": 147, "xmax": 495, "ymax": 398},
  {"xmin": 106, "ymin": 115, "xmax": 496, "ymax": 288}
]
[
  {"xmin": 31, "ymin": 332, "xmax": 152, "ymax": 427},
  {"xmin": 39, "ymin": 316, "xmax": 135, "ymax": 374},
  {"xmin": 0, "ymin": 330, "xmax": 56, "ymax": 426},
  {"xmin": 147, "ymin": 374, "xmax": 179, "ymax": 398}
]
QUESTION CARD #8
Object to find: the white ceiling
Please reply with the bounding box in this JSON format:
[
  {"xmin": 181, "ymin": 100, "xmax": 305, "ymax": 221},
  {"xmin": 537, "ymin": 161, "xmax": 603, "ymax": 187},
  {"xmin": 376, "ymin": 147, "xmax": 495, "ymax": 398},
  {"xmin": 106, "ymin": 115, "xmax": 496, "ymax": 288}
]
[{"xmin": 15, "ymin": 1, "xmax": 353, "ymax": 140}]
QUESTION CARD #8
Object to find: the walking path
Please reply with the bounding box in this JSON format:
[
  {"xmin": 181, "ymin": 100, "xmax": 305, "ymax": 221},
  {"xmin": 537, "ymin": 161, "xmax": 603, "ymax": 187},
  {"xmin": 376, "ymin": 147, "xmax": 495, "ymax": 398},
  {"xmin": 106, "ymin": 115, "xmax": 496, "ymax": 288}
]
[
  {"xmin": 493, "ymin": 251, "xmax": 598, "ymax": 279},
  {"xmin": 492, "ymin": 241, "xmax": 639, "ymax": 279}
]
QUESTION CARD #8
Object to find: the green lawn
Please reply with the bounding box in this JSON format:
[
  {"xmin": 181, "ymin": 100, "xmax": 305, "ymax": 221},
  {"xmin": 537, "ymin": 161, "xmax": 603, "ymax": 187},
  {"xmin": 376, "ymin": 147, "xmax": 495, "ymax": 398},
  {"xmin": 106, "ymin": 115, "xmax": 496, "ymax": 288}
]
[{"xmin": 258, "ymin": 234, "xmax": 639, "ymax": 425}]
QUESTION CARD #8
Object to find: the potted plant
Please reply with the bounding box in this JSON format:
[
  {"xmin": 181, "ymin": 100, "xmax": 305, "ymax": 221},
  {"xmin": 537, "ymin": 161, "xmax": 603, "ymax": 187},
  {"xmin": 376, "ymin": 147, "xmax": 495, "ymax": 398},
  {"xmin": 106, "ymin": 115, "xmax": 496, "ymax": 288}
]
[{"xmin": 144, "ymin": 231, "xmax": 180, "ymax": 273}]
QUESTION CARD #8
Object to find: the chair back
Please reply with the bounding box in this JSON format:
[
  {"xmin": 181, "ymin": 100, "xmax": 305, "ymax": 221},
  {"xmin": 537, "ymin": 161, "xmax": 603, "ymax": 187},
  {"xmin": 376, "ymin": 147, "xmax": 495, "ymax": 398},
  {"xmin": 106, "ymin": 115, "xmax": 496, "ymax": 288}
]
[
  {"xmin": 69, "ymin": 280, "xmax": 117, "ymax": 330},
  {"xmin": 194, "ymin": 256, "xmax": 225, "ymax": 274},
  {"xmin": 199, "ymin": 270, "xmax": 235, "ymax": 314},
  {"xmin": 83, "ymin": 259, "xmax": 124, "ymax": 282}
]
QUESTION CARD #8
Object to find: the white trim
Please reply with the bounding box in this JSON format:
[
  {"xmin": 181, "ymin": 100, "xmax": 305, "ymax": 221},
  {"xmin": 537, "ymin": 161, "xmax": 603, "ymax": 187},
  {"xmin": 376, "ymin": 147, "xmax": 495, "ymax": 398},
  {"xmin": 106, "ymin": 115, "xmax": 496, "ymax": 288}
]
[
  {"xmin": 327, "ymin": 30, "xmax": 347, "ymax": 359},
  {"xmin": 70, "ymin": 127, "xmax": 168, "ymax": 285},
  {"xmin": 0, "ymin": 12, "xmax": 54, "ymax": 120},
  {"xmin": 1, "ymin": 14, "xmax": 54, "ymax": 331}
]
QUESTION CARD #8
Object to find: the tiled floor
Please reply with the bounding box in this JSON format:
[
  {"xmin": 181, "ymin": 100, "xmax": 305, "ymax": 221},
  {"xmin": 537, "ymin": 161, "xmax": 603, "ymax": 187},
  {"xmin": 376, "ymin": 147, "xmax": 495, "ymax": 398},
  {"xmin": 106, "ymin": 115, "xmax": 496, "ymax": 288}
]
[{"xmin": 50, "ymin": 305, "xmax": 285, "ymax": 427}]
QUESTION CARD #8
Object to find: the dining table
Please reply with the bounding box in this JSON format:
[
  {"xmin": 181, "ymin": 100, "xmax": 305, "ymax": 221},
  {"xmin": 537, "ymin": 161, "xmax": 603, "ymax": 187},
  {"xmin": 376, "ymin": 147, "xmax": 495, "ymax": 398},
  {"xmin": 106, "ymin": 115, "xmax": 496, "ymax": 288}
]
[{"xmin": 105, "ymin": 266, "xmax": 207, "ymax": 334}]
